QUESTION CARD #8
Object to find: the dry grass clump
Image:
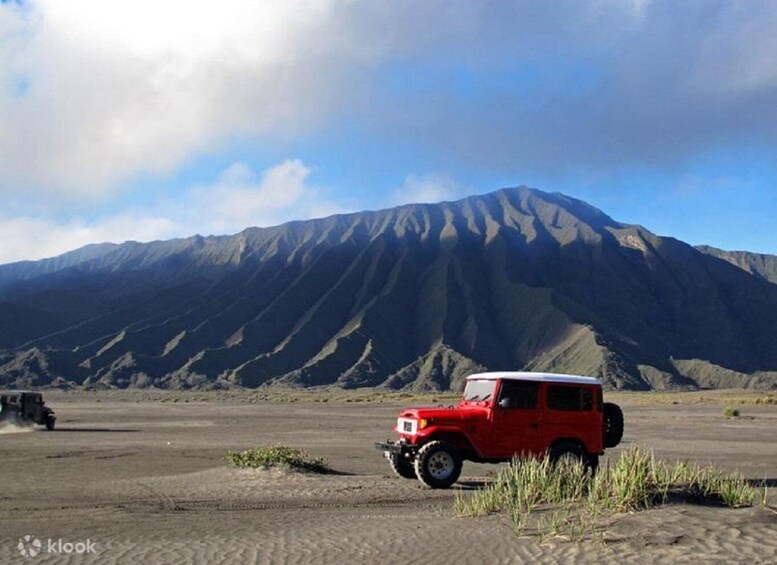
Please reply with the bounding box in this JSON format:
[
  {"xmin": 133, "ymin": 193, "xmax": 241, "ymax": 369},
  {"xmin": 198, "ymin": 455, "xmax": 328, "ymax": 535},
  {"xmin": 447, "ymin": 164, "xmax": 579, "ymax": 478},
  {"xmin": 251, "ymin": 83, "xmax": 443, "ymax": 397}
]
[
  {"xmin": 723, "ymin": 406, "xmax": 740, "ymax": 418},
  {"xmin": 608, "ymin": 390, "xmax": 776, "ymax": 407},
  {"xmin": 454, "ymin": 447, "xmax": 756, "ymax": 540},
  {"xmin": 226, "ymin": 444, "xmax": 330, "ymax": 473}
]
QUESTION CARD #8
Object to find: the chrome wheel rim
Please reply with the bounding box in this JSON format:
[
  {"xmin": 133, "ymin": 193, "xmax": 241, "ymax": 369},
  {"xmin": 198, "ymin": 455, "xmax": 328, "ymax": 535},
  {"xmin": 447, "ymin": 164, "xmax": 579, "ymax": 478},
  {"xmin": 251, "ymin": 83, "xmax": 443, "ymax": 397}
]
[{"xmin": 427, "ymin": 451, "xmax": 454, "ymax": 479}]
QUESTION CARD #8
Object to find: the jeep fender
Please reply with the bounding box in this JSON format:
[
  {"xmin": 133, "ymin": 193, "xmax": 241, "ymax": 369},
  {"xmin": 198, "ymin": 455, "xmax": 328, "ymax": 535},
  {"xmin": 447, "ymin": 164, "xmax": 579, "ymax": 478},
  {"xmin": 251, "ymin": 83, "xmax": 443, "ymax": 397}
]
[{"xmin": 417, "ymin": 425, "xmax": 482, "ymax": 458}]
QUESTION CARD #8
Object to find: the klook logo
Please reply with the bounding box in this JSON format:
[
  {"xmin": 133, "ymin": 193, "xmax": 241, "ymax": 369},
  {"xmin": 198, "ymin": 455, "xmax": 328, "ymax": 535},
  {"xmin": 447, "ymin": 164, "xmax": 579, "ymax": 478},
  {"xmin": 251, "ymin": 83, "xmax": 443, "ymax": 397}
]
[
  {"xmin": 16, "ymin": 535, "xmax": 97, "ymax": 558},
  {"xmin": 17, "ymin": 536, "xmax": 41, "ymax": 558}
]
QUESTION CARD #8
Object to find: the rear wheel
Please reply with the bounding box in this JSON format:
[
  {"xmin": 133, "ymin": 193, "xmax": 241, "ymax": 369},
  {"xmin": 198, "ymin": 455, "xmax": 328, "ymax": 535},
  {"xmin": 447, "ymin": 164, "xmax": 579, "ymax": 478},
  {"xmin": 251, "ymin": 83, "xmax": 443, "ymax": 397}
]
[
  {"xmin": 414, "ymin": 441, "xmax": 462, "ymax": 489},
  {"xmin": 549, "ymin": 442, "xmax": 585, "ymax": 466},
  {"xmin": 550, "ymin": 442, "xmax": 597, "ymax": 474},
  {"xmin": 388, "ymin": 453, "xmax": 416, "ymax": 479},
  {"xmin": 587, "ymin": 453, "xmax": 600, "ymax": 475}
]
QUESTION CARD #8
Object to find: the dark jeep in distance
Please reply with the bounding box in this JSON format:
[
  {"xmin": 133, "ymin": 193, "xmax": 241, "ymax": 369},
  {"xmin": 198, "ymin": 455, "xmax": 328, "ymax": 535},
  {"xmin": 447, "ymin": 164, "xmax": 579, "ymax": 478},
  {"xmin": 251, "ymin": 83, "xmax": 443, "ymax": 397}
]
[{"xmin": 0, "ymin": 391, "xmax": 56, "ymax": 430}]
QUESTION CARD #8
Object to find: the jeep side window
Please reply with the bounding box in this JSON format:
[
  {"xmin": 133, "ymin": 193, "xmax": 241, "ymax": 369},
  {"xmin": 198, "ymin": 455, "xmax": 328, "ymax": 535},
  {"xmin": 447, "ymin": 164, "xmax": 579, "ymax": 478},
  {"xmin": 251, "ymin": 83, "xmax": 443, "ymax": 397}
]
[
  {"xmin": 581, "ymin": 389, "xmax": 593, "ymax": 411},
  {"xmin": 546, "ymin": 386, "xmax": 594, "ymax": 411},
  {"xmin": 498, "ymin": 380, "xmax": 539, "ymax": 409}
]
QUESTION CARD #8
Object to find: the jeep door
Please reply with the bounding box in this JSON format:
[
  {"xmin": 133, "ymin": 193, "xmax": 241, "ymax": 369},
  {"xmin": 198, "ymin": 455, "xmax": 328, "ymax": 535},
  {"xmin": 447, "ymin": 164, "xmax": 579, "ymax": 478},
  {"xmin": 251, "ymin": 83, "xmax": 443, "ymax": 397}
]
[
  {"xmin": 20, "ymin": 394, "xmax": 41, "ymax": 423},
  {"xmin": 543, "ymin": 384, "xmax": 599, "ymax": 452},
  {"xmin": 493, "ymin": 380, "xmax": 544, "ymax": 458}
]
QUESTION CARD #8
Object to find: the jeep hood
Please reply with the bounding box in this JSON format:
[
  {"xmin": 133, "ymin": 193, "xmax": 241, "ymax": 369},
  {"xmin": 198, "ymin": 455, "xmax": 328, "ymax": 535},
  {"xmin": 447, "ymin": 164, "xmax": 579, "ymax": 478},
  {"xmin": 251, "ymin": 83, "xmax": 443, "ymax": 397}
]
[{"xmin": 399, "ymin": 406, "xmax": 487, "ymax": 422}]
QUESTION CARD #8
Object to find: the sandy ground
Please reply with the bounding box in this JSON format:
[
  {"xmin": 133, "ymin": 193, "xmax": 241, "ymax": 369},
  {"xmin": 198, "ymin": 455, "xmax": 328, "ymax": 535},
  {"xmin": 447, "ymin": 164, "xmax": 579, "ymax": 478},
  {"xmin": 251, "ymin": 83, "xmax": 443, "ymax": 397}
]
[{"xmin": 0, "ymin": 393, "xmax": 775, "ymax": 564}]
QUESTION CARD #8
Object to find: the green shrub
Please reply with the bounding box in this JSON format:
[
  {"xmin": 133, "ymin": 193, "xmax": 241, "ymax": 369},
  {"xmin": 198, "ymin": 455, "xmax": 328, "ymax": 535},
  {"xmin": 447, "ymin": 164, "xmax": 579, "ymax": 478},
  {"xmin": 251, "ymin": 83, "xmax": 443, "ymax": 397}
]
[
  {"xmin": 723, "ymin": 406, "xmax": 740, "ymax": 418},
  {"xmin": 226, "ymin": 444, "xmax": 329, "ymax": 473}
]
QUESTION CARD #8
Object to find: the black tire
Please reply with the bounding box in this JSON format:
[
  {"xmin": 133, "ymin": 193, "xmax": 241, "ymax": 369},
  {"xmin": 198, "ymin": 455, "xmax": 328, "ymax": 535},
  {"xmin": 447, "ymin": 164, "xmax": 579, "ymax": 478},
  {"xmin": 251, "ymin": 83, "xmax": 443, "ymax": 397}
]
[
  {"xmin": 45, "ymin": 416, "xmax": 56, "ymax": 431},
  {"xmin": 550, "ymin": 442, "xmax": 596, "ymax": 474},
  {"xmin": 587, "ymin": 453, "xmax": 600, "ymax": 475},
  {"xmin": 388, "ymin": 453, "xmax": 416, "ymax": 479},
  {"xmin": 414, "ymin": 441, "xmax": 462, "ymax": 489},
  {"xmin": 549, "ymin": 442, "xmax": 584, "ymax": 466},
  {"xmin": 603, "ymin": 402, "xmax": 624, "ymax": 448}
]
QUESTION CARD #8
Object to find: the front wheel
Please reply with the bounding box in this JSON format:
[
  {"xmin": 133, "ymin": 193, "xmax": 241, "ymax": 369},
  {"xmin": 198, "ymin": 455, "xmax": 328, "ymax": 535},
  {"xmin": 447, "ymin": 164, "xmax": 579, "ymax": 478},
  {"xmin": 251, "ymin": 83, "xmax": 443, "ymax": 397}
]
[
  {"xmin": 414, "ymin": 441, "xmax": 462, "ymax": 489},
  {"xmin": 45, "ymin": 416, "xmax": 56, "ymax": 431},
  {"xmin": 388, "ymin": 453, "xmax": 416, "ymax": 479}
]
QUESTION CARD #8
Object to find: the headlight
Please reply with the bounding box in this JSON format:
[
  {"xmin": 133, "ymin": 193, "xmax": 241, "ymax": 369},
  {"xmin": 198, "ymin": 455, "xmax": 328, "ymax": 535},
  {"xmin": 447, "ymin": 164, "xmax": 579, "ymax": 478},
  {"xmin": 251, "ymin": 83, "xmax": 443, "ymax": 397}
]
[
  {"xmin": 418, "ymin": 419, "xmax": 428, "ymax": 429},
  {"xmin": 398, "ymin": 418, "xmax": 417, "ymax": 434}
]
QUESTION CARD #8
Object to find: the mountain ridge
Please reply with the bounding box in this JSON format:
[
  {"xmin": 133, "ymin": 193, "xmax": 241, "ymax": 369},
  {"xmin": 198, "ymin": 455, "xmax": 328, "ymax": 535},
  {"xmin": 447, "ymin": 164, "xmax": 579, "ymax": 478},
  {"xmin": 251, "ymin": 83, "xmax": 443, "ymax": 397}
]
[
  {"xmin": 1, "ymin": 187, "xmax": 776, "ymax": 391},
  {"xmin": 695, "ymin": 245, "xmax": 777, "ymax": 285}
]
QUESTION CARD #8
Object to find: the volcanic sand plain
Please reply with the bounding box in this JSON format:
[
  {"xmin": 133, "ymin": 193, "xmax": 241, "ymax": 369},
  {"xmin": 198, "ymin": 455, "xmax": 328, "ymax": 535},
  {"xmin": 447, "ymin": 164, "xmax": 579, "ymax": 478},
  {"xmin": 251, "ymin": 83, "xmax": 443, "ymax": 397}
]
[{"xmin": 1, "ymin": 390, "xmax": 776, "ymax": 564}]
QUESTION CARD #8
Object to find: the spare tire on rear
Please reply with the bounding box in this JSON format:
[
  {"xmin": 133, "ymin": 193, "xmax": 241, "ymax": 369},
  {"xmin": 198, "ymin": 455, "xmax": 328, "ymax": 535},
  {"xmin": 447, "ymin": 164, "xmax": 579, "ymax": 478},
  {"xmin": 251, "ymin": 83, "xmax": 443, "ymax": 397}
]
[{"xmin": 603, "ymin": 402, "xmax": 624, "ymax": 448}]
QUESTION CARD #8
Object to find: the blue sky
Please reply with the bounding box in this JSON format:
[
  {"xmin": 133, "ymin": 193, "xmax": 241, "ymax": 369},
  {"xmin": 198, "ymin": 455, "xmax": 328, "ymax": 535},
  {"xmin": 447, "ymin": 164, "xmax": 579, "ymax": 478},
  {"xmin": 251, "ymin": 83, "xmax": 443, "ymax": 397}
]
[{"xmin": 1, "ymin": 0, "xmax": 776, "ymax": 264}]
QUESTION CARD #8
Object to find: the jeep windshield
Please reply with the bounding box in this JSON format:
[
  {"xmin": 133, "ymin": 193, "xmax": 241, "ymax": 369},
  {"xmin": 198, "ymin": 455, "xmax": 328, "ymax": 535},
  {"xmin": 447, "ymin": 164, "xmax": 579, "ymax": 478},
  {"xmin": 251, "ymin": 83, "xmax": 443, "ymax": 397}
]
[{"xmin": 462, "ymin": 379, "xmax": 496, "ymax": 402}]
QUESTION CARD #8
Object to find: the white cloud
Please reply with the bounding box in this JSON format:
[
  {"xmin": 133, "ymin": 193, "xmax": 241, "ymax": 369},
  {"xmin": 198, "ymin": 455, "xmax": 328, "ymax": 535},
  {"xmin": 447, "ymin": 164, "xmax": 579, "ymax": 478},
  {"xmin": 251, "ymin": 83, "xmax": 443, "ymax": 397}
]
[
  {"xmin": 185, "ymin": 159, "xmax": 344, "ymax": 232},
  {"xmin": 390, "ymin": 173, "xmax": 465, "ymax": 206},
  {"xmin": 2, "ymin": 0, "xmax": 777, "ymax": 202},
  {"xmin": 0, "ymin": 159, "xmax": 344, "ymax": 264},
  {"xmin": 0, "ymin": 0, "xmax": 351, "ymax": 196},
  {"xmin": 0, "ymin": 0, "xmax": 678, "ymax": 198},
  {"xmin": 0, "ymin": 215, "xmax": 179, "ymax": 264},
  {"xmin": 192, "ymin": 161, "xmax": 310, "ymax": 227}
]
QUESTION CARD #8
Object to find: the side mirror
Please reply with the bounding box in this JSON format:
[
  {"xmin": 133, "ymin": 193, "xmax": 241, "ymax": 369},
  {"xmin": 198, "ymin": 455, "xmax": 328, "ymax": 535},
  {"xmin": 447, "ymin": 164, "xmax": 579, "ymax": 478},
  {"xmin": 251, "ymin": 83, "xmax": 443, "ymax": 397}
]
[{"xmin": 498, "ymin": 398, "xmax": 511, "ymax": 409}]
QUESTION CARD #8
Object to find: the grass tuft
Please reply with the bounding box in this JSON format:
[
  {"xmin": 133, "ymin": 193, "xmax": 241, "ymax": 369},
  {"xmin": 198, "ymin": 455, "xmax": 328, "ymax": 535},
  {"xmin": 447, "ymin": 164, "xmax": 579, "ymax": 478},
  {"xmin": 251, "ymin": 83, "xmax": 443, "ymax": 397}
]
[
  {"xmin": 723, "ymin": 406, "xmax": 740, "ymax": 418},
  {"xmin": 455, "ymin": 447, "xmax": 756, "ymax": 541},
  {"xmin": 226, "ymin": 444, "xmax": 329, "ymax": 473}
]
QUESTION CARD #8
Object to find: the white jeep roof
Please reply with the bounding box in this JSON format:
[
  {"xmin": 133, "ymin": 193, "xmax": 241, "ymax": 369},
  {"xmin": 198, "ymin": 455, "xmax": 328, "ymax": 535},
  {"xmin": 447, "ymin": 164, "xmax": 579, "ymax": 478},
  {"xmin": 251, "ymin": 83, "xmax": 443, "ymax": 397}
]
[{"xmin": 465, "ymin": 372, "xmax": 601, "ymax": 386}]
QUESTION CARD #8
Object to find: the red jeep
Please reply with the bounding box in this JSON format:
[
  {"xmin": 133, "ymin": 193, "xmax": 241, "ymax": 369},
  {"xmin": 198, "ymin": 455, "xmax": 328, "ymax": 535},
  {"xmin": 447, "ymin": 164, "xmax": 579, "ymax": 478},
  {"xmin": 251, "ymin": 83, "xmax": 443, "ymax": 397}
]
[{"xmin": 376, "ymin": 372, "xmax": 624, "ymax": 488}]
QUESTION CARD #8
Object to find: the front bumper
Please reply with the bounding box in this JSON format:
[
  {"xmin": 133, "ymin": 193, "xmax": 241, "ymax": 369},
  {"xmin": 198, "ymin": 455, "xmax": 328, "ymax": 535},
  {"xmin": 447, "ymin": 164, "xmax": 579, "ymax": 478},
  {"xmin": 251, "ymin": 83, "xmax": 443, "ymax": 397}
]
[{"xmin": 374, "ymin": 440, "xmax": 417, "ymax": 459}]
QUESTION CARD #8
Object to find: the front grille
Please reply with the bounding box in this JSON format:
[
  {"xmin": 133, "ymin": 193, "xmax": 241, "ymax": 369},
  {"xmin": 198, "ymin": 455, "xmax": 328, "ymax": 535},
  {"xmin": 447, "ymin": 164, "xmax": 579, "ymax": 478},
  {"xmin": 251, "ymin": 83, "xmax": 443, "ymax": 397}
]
[{"xmin": 403, "ymin": 421, "xmax": 413, "ymax": 432}]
